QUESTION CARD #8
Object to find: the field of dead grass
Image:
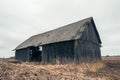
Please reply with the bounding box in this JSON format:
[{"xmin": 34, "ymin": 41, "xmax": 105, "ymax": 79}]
[{"xmin": 0, "ymin": 57, "xmax": 120, "ymax": 80}]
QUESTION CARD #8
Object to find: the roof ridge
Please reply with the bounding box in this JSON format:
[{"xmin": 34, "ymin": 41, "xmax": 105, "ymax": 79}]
[{"xmin": 33, "ymin": 17, "xmax": 92, "ymax": 37}]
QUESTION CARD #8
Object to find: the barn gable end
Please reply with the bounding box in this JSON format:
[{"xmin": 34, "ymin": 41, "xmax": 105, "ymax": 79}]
[{"xmin": 74, "ymin": 20, "xmax": 101, "ymax": 63}]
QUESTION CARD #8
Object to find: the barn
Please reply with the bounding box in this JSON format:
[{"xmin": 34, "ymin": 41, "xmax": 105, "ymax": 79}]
[{"xmin": 14, "ymin": 17, "xmax": 102, "ymax": 64}]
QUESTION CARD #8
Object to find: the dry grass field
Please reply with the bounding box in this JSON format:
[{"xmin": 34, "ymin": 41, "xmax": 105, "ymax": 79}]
[{"xmin": 0, "ymin": 57, "xmax": 120, "ymax": 80}]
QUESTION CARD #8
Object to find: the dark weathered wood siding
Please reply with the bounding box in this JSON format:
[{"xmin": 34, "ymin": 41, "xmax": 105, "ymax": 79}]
[
  {"xmin": 74, "ymin": 22, "xmax": 101, "ymax": 63},
  {"xmin": 42, "ymin": 41, "xmax": 74, "ymax": 64},
  {"xmin": 15, "ymin": 47, "xmax": 41, "ymax": 62},
  {"xmin": 15, "ymin": 48, "xmax": 31, "ymax": 61}
]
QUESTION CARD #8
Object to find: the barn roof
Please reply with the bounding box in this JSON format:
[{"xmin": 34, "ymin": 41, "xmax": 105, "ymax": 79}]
[{"xmin": 15, "ymin": 17, "xmax": 101, "ymax": 50}]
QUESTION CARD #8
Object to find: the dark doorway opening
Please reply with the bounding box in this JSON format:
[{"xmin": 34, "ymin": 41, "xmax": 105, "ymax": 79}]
[{"xmin": 29, "ymin": 46, "xmax": 42, "ymax": 62}]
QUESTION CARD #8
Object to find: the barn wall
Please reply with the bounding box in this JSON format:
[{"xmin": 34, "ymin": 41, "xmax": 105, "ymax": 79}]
[
  {"xmin": 42, "ymin": 40, "xmax": 74, "ymax": 64},
  {"xmin": 74, "ymin": 22, "xmax": 101, "ymax": 63},
  {"xmin": 15, "ymin": 48, "xmax": 31, "ymax": 61},
  {"xmin": 15, "ymin": 46, "xmax": 42, "ymax": 62}
]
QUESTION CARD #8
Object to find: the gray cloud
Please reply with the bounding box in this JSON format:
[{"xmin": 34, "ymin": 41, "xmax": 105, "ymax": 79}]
[{"xmin": 0, "ymin": 0, "xmax": 120, "ymax": 57}]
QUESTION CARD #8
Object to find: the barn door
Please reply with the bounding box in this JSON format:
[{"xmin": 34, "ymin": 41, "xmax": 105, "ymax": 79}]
[{"xmin": 29, "ymin": 46, "xmax": 42, "ymax": 62}]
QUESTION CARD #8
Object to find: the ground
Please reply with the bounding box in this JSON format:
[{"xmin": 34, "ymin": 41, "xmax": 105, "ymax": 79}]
[{"xmin": 0, "ymin": 56, "xmax": 120, "ymax": 80}]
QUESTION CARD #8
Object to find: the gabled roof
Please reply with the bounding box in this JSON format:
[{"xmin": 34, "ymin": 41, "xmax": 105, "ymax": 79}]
[{"xmin": 15, "ymin": 17, "xmax": 101, "ymax": 50}]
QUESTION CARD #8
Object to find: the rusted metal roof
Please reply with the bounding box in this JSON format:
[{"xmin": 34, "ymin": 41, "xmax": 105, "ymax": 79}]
[{"xmin": 15, "ymin": 17, "xmax": 94, "ymax": 50}]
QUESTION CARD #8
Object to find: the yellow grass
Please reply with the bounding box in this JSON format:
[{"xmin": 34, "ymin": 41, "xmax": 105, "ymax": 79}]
[{"xmin": 0, "ymin": 57, "xmax": 120, "ymax": 80}]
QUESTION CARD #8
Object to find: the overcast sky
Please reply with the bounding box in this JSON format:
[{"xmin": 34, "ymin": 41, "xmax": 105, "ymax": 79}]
[{"xmin": 0, "ymin": 0, "xmax": 120, "ymax": 58}]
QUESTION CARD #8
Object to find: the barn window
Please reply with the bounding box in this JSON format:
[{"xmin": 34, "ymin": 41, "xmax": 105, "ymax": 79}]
[{"xmin": 39, "ymin": 46, "xmax": 42, "ymax": 51}]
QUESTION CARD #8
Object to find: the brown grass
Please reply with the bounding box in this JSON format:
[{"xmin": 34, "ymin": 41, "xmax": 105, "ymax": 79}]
[{"xmin": 0, "ymin": 57, "xmax": 120, "ymax": 80}]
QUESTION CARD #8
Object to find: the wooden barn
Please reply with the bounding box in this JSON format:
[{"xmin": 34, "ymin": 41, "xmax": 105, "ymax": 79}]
[{"xmin": 14, "ymin": 17, "xmax": 102, "ymax": 64}]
